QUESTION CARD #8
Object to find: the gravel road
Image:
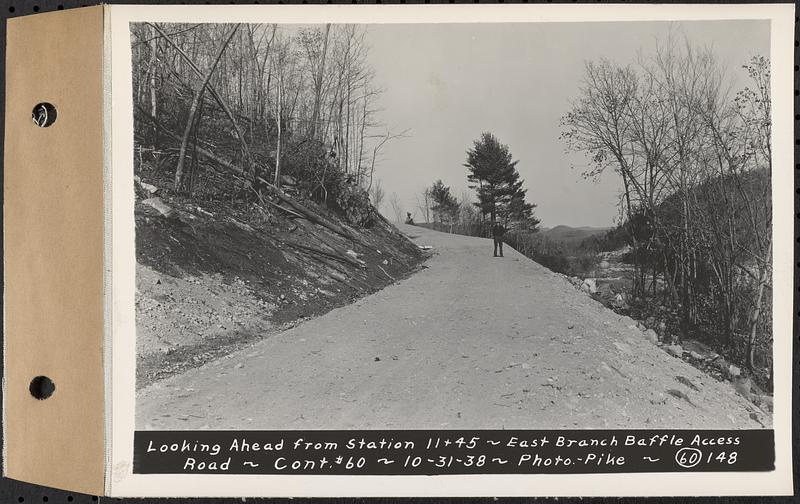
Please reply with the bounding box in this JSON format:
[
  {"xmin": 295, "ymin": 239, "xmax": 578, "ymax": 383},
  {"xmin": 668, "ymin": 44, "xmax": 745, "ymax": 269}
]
[{"xmin": 136, "ymin": 224, "xmax": 767, "ymax": 430}]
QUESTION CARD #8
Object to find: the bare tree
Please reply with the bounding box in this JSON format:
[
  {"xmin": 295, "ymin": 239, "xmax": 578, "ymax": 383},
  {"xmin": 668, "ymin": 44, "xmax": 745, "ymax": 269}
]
[
  {"xmin": 369, "ymin": 178, "xmax": 385, "ymax": 214},
  {"xmin": 388, "ymin": 192, "xmax": 404, "ymax": 223},
  {"xmin": 416, "ymin": 188, "xmax": 432, "ymax": 224},
  {"xmin": 174, "ymin": 24, "xmax": 240, "ymax": 191},
  {"xmin": 560, "ymin": 36, "xmax": 772, "ymax": 373}
]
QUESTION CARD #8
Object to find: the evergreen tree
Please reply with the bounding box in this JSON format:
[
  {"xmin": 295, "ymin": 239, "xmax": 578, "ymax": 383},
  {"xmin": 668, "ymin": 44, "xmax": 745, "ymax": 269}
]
[
  {"xmin": 430, "ymin": 179, "xmax": 459, "ymax": 224},
  {"xmin": 464, "ymin": 132, "xmax": 538, "ymax": 229},
  {"xmin": 507, "ymin": 187, "xmax": 540, "ymax": 231}
]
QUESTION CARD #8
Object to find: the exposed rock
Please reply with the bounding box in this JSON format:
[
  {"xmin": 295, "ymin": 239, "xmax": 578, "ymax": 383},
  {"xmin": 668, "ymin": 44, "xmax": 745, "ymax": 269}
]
[
  {"xmin": 610, "ymin": 293, "xmax": 628, "ymax": 310},
  {"xmin": 142, "ymin": 197, "xmax": 175, "ymax": 218},
  {"xmin": 580, "ymin": 278, "xmax": 597, "ymax": 294},
  {"xmin": 642, "ymin": 329, "xmax": 659, "ymax": 345},
  {"xmin": 137, "ymin": 178, "xmax": 159, "ymax": 194},
  {"xmin": 712, "ymin": 356, "xmax": 729, "ymax": 372},
  {"xmin": 732, "ymin": 376, "xmax": 751, "ymax": 400},
  {"xmin": 665, "ymin": 344, "xmax": 683, "ymax": 358}
]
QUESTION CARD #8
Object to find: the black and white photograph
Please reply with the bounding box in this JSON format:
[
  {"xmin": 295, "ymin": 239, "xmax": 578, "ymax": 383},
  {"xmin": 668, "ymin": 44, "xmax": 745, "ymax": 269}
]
[{"xmin": 130, "ymin": 16, "xmax": 777, "ymax": 435}]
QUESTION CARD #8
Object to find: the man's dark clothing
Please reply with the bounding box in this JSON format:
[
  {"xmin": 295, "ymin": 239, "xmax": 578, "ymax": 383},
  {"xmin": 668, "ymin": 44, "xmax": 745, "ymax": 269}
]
[{"xmin": 492, "ymin": 223, "xmax": 506, "ymax": 257}]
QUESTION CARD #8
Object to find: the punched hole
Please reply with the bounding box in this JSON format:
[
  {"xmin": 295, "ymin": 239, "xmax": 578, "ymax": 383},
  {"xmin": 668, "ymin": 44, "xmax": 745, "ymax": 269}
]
[
  {"xmin": 29, "ymin": 376, "xmax": 55, "ymax": 400},
  {"xmin": 32, "ymin": 102, "xmax": 57, "ymax": 127}
]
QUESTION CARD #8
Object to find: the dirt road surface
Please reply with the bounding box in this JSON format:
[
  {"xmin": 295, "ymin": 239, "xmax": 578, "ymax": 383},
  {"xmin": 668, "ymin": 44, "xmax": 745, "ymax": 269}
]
[{"xmin": 136, "ymin": 224, "xmax": 766, "ymax": 430}]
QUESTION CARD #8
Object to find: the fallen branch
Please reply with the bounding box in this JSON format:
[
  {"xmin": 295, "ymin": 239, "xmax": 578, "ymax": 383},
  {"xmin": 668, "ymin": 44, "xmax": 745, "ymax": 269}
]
[
  {"xmin": 282, "ymin": 240, "xmax": 364, "ymax": 268},
  {"xmin": 263, "ymin": 199, "xmax": 304, "ymax": 219},
  {"xmin": 137, "ymin": 107, "xmax": 246, "ymax": 177},
  {"xmin": 377, "ymin": 264, "xmax": 395, "ymax": 281},
  {"xmin": 255, "ymin": 175, "xmax": 362, "ymax": 244}
]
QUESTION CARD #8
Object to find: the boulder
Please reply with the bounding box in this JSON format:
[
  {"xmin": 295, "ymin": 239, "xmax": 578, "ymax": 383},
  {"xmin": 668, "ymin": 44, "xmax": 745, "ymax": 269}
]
[
  {"xmin": 134, "ymin": 175, "xmax": 159, "ymax": 194},
  {"xmin": 599, "ymin": 260, "xmax": 611, "ymax": 269},
  {"xmin": 727, "ymin": 364, "xmax": 741, "ymax": 379},
  {"xmin": 642, "ymin": 329, "xmax": 659, "ymax": 345},
  {"xmin": 139, "ymin": 181, "xmax": 158, "ymax": 194},
  {"xmin": 580, "ymin": 278, "xmax": 598, "ymax": 294},
  {"xmin": 732, "ymin": 376, "xmax": 752, "ymax": 400},
  {"xmin": 688, "ymin": 351, "xmax": 703, "ymax": 360},
  {"xmin": 665, "ymin": 344, "xmax": 683, "ymax": 358},
  {"xmin": 141, "ymin": 197, "xmax": 175, "ymax": 218},
  {"xmin": 712, "ymin": 357, "xmax": 729, "ymax": 372}
]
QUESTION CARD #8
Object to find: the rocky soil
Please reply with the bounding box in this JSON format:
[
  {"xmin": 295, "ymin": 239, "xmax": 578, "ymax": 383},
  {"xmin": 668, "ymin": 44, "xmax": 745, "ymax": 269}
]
[
  {"xmin": 135, "ymin": 177, "xmax": 425, "ymax": 388},
  {"xmin": 555, "ymin": 250, "xmax": 773, "ymax": 418}
]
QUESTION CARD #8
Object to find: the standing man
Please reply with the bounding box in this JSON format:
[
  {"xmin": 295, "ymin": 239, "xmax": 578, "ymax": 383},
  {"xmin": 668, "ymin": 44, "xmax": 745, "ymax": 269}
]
[{"xmin": 492, "ymin": 221, "xmax": 506, "ymax": 257}]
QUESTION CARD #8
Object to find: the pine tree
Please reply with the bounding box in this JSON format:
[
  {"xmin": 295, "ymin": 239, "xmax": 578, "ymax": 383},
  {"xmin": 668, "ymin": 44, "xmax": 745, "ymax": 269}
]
[
  {"xmin": 464, "ymin": 132, "xmax": 538, "ymax": 230},
  {"xmin": 507, "ymin": 187, "xmax": 540, "ymax": 231},
  {"xmin": 430, "ymin": 179, "xmax": 458, "ymax": 225}
]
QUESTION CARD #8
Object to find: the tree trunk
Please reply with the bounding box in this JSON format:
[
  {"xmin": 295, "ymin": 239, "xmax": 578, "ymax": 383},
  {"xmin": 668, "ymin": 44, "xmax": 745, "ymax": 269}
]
[
  {"xmin": 274, "ymin": 73, "xmax": 283, "ymax": 188},
  {"xmin": 310, "ymin": 24, "xmax": 330, "ymax": 142},
  {"xmin": 148, "ymin": 27, "xmax": 158, "ymax": 148},
  {"xmin": 148, "ymin": 23, "xmax": 253, "ymax": 173},
  {"xmin": 174, "ymin": 25, "xmax": 239, "ymax": 192},
  {"xmin": 138, "ymin": 107, "xmax": 364, "ymax": 245},
  {"xmin": 747, "ymin": 240, "xmax": 772, "ymax": 370}
]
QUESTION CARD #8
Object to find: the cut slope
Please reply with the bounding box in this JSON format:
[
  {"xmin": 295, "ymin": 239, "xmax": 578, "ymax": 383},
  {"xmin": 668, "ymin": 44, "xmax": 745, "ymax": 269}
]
[{"xmin": 135, "ymin": 182, "xmax": 424, "ymax": 388}]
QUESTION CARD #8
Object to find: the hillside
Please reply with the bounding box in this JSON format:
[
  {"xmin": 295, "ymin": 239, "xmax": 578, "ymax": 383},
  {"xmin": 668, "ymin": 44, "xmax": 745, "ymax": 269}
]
[
  {"xmin": 539, "ymin": 225, "xmax": 611, "ymax": 245},
  {"xmin": 134, "ymin": 176, "xmax": 425, "ymax": 388}
]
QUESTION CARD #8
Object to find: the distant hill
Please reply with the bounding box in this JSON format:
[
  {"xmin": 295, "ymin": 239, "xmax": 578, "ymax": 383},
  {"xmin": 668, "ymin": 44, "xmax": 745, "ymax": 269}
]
[{"xmin": 539, "ymin": 225, "xmax": 611, "ymax": 244}]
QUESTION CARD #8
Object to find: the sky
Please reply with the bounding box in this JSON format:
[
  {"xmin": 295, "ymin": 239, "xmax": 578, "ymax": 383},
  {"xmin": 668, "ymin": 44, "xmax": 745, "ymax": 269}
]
[{"xmin": 362, "ymin": 20, "xmax": 770, "ymax": 227}]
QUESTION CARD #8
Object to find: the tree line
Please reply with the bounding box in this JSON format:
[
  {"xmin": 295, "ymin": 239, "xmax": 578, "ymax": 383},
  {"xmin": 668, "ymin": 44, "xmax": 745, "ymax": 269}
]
[
  {"xmin": 560, "ymin": 37, "xmax": 772, "ymax": 375},
  {"xmin": 131, "ymin": 22, "xmax": 404, "ymax": 226}
]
